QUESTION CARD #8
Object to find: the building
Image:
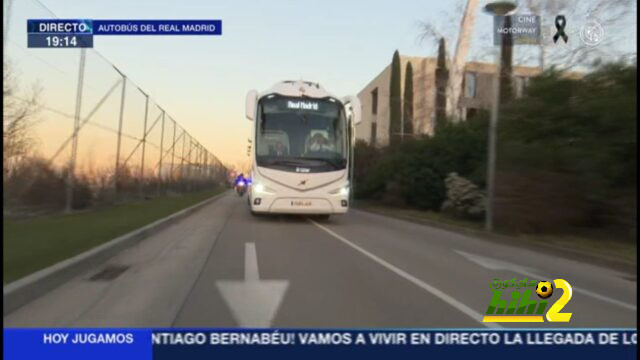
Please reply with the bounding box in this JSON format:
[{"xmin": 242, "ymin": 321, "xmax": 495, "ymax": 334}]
[{"xmin": 355, "ymin": 54, "xmax": 546, "ymax": 147}]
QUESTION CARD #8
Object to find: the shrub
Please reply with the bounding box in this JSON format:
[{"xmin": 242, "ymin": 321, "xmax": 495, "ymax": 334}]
[
  {"xmin": 496, "ymin": 63, "xmax": 637, "ymax": 235},
  {"xmin": 4, "ymin": 157, "xmax": 93, "ymax": 210},
  {"xmin": 354, "ymin": 116, "xmax": 488, "ymax": 211}
]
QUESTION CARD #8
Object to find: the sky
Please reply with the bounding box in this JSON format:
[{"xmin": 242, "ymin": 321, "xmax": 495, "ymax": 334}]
[{"xmin": 4, "ymin": 0, "xmax": 637, "ymax": 170}]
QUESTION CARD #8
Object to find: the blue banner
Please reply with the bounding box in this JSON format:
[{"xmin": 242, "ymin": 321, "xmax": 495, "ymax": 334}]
[
  {"xmin": 27, "ymin": 19, "xmax": 93, "ymax": 34},
  {"xmin": 27, "ymin": 19, "xmax": 222, "ymax": 35},
  {"xmin": 4, "ymin": 329, "xmax": 152, "ymax": 360},
  {"xmin": 27, "ymin": 34, "xmax": 94, "ymax": 48},
  {"xmin": 26, "ymin": 19, "xmax": 221, "ymax": 47},
  {"xmin": 92, "ymin": 20, "xmax": 221, "ymax": 35},
  {"xmin": 4, "ymin": 329, "xmax": 637, "ymax": 360}
]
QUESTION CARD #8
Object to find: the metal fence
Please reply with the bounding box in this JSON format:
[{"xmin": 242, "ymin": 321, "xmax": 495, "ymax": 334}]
[{"xmin": 3, "ymin": 0, "xmax": 227, "ymax": 213}]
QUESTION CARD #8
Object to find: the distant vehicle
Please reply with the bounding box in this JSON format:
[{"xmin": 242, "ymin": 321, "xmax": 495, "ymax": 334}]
[
  {"xmin": 234, "ymin": 174, "xmax": 248, "ymax": 196},
  {"xmin": 235, "ymin": 180, "xmax": 247, "ymax": 196},
  {"xmin": 244, "ymin": 80, "xmax": 361, "ymax": 218}
]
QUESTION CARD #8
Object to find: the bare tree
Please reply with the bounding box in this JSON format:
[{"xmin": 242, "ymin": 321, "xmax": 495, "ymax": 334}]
[
  {"xmin": 419, "ymin": 0, "xmax": 636, "ymax": 73},
  {"xmin": 516, "ymin": 0, "xmax": 635, "ymax": 70},
  {"xmin": 418, "ymin": 0, "xmax": 482, "ymax": 121},
  {"xmin": 417, "ymin": 0, "xmax": 466, "ymax": 54},
  {"xmin": 3, "ymin": 60, "xmax": 42, "ymax": 180}
]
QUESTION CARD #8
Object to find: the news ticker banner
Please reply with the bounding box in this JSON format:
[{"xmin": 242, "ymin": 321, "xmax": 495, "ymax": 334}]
[
  {"xmin": 27, "ymin": 19, "xmax": 222, "ymax": 48},
  {"xmin": 3, "ymin": 329, "xmax": 637, "ymax": 360}
]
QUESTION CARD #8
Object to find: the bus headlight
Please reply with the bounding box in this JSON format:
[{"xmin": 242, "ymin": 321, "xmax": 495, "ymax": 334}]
[
  {"xmin": 254, "ymin": 183, "xmax": 275, "ymax": 195},
  {"xmin": 330, "ymin": 185, "xmax": 350, "ymax": 196}
]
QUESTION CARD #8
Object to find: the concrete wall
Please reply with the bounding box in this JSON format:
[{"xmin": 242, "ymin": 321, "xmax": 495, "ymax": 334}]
[
  {"xmin": 356, "ymin": 56, "xmax": 438, "ymax": 147},
  {"xmin": 458, "ymin": 62, "xmax": 543, "ymax": 114}
]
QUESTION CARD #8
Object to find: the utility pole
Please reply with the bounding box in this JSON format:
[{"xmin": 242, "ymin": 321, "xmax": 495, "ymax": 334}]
[
  {"xmin": 65, "ymin": 48, "xmax": 86, "ymax": 213},
  {"xmin": 3, "ymin": 0, "xmax": 13, "ymax": 54},
  {"xmin": 157, "ymin": 109, "xmax": 165, "ymax": 195},
  {"xmin": 139, "ymin": 92, "xmax": 149, "ymax": 198},
  {"xmin": 484, "ymin": 1, "xmax": 516, "ymax": 232},
  {"xmin": 114, "ymin": 69, "xmax": 127, "ymax": 194}
]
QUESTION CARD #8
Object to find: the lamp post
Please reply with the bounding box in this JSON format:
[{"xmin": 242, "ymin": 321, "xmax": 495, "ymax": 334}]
[{"xmin": 483, "ymin": 1, "xmax": 516, "ymax": 232}]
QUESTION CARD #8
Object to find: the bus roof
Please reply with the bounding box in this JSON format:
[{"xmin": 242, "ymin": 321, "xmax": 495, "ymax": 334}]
[{"xmin": 260, "ymin": 80, "xmax": 339, "ymax": 100}]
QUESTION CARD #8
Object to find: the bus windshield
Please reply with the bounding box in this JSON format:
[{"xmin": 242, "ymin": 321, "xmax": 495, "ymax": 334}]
[{"xmin": 256, "ymin": 95, "xmax": 347, "ymax": 173}]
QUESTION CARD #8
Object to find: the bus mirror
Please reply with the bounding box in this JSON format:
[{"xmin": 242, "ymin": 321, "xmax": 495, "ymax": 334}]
[
  {"xmin": 343, "ymin": 96, "xmax": 362, "ymax": 125},
  {"xmin": 245, "ymin": 90, "xmax": 258, "ymax": 121}
]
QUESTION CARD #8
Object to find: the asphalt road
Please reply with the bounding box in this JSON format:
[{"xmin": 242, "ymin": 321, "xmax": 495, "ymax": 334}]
[{"xmin": 4, "ymin": 192, "xmax": 637, "ymax": 328}]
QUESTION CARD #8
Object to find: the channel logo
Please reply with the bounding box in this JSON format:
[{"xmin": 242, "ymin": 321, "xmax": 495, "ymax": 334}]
[{"xmin": 483, "ymin": 279, "xmax": 573, "ymax": 323}]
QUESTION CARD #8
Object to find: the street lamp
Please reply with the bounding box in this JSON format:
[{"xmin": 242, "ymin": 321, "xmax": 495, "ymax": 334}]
[{"xmin": 483, "ymin": 1, "xmax": 516, "ymax": 232}]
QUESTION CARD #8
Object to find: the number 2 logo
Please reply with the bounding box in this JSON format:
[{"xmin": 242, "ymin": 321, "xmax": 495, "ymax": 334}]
[{"xmin": 546, "ymin": 279, "xmax": 573, "ymax": 322}]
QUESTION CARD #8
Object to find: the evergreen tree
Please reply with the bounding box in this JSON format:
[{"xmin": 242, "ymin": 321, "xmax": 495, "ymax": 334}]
[
  {"xmin": 434, "ymin": 37, "xmax": 448, "ymax": 131},
  {"xmin": 403, "ymin": 61, "xmax": 414, "ymax": 137},
  {"xmin": 389, "ymin": 50, "xmax": 402, "ymax": 146}
]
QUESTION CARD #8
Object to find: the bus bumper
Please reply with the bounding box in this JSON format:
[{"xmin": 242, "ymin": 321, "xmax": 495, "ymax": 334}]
[{"xmin": 249, "ymin": 193, "xmax": 349, "ymax": 215}]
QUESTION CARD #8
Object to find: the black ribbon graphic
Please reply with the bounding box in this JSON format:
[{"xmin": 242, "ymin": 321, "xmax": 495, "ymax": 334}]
[{"xmin": 553, "ymin": 15, "xmax": 568, "ymax": 43}]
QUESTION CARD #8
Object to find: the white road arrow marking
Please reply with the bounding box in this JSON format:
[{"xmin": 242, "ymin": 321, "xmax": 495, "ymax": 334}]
[
  {"xmin": 216, "ymin": 243, "xmax": 289, "ymax": 327},
  {"xmin": 456, "ymin": 250, "xmax": 636, "ymax": 311}
]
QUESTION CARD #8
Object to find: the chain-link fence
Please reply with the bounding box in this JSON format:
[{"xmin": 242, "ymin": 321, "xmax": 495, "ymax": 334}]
[{"xmin": 3, "ymin": 0, "xmax": 227, "ymax": 215}]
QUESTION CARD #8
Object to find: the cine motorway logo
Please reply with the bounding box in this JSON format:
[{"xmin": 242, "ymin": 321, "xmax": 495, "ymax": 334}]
[{"xmin": 483, "ymin": 278, "xmax": 573, "ymax": 323}]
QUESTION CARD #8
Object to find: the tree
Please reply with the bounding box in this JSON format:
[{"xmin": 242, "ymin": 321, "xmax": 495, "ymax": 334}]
[
  {"xmin": 403, "ymin": 62, "xmax": 415, "ymax": 137},
  {"xmin": 419, "ymin": 0, "xmax": 636, "ymax": 72},
  {"xmin": 496, "ymin": 63, "xmax": 637, "ymax": 234},
  {"xmin": 435, "ymin": 38, "xmax": 449, "ymax": 130},
  {"xmin": 418, "ymin": 0, "xmax": 477, "ymax": 121},
  {"xmin": 3, "ymin": 60, "xmax": 41, "ymax": 182},
  {"xmin": 354, "ymin": 114, "xmax": 489, "ymax": 210},
  {"xmin": 389, "ymin": 50, "xmax": 402, "ymax": 146},
  {"xmin": 521, "ymin": 0, "xmax": 636, "ymax": 71}
]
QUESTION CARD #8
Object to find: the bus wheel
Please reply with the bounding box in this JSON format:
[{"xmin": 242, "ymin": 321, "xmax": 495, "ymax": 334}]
[{"xmin": 316, "ymin": 214, "xmax": 330, "ymax": 221}]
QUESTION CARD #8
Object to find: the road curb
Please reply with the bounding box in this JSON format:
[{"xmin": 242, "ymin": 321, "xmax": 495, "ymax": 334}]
[
  {"xmin": 3, "ymin": 190, "xmax": 229, "ymax": 315},
  {"xmin": 355, "ymin": 207, "xmax": 637, "ymax": 276}
]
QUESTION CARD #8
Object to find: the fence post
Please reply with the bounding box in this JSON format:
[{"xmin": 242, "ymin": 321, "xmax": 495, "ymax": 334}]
[
  {"xmin": 202, "ymin": 150, "xmax": 209, "ymax": 183},
  {"xmin": 192, "ymin": 141, "xmax": 197, "ymax": 190},
  {"xmin": 139, "ymin": 92, "xmax": 149, "ymax": 198},
  {"xmin": 65, "ymin": 47, "xmax": 86, "ymax": 213},
  {"xmin": 209, "ymin": 157, "xmax": 213, "ymax": 184},
  {"xmin": 157, "ymin": 109, "xmax": 165, "ymax": 196},
  {"xmin": 169, "ymin": 121, "xmax": 176, "ymax": 187},
  {"xmin": 197, "ymin": 144, "xmax": 202, "ymax": 184},
  {"xmin": 114, "ymin": 70, "xmax": 127, "ymax": 194},
  {"xmin": 187, "ymin": 139, "xmax": 193, "ymax": 191},
  {"xmin": 180, "ymin": 132, "xmax": 187, "ymax": 190}
]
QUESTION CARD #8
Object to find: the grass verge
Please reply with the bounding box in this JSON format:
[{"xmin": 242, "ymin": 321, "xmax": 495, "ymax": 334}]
[
  {"xmin": 355, "ymin": 201, "xmax": 637, "ymax": 270},
  {"xmin": 3, "ymin": 188, "xmax": 225, "ymax": 284}
]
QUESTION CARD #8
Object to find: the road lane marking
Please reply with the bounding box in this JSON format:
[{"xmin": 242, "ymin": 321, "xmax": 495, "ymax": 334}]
[
  {"xmin": 309, "ymin": 219, "xmax": 501, "ymax": 328},
  {"xmin": 456, "ymin": 250, "xmax": 636, "ymax": 311},
  {"xmin": 216, "ymin": 243, "xmax": 289, "ymax": 327},
  {"xmin": 245, "ymin": 243, "xmax": 259, "ymax": 282}
]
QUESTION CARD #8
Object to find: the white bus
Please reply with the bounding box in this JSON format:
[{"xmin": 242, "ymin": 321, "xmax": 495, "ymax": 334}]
[{"xmin": 245, "ymin": 80, "xmax": 361, "ymax": 218}]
